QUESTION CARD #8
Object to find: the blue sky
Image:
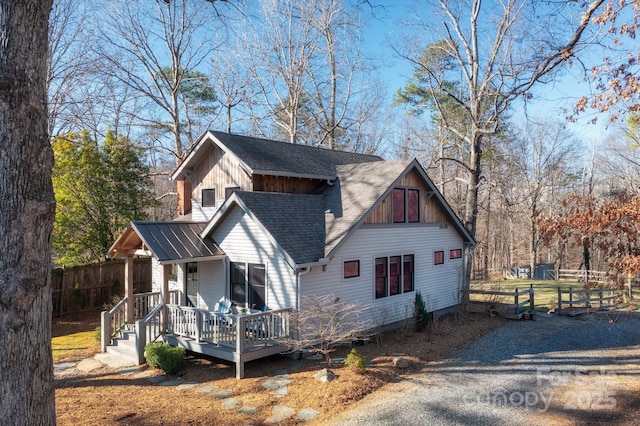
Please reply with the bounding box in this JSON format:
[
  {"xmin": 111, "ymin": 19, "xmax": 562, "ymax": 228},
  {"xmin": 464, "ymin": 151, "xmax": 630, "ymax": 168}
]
[{"xmin": 359, "ymin": 1, "xmax": 618, "ymax": 144}]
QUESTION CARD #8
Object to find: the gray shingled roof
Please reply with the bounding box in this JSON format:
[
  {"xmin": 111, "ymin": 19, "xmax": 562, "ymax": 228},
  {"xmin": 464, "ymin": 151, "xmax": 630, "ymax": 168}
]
[
  {"xmin": 131, "ymin": 221, "xmax": 223, "ymax": 263},
  {"xmin": 210, "ymin": 131, "xmax": 383, "ymax": 178},
  {"xmin": 232, "ymin": 192, "xmax": 326, "ymax": 265}
]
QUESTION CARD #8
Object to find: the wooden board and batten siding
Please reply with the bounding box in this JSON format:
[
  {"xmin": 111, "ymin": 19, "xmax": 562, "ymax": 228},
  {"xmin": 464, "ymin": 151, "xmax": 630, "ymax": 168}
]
[
  {"xmin": 301, "ymin": 224, "xmax": 465, "ymax": 327},
  {"xmin": 364, "ymin": 169, "xmax": 451, "ymax": 225},
  {"xmin": 191, "ymin": 145, "xmax": 251, "ymax": 210},
  {"xmin": 211, "ymin": 207, "xmax": 298, "ymax": 310},
  {"xmin": 253, "ymin": 175, "xmax": 324, "ymax": 194}
]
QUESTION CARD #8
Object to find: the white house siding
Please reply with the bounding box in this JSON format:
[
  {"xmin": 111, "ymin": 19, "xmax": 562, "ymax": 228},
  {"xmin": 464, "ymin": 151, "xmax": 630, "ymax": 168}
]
[
  {"xmin": 211, "ymin": 207, "xmax": 297, "ymax": 310},
  {"xmin": 197, "ymin": 259, "xmax": 225, "ymax": 310},
  {"xmin": 190, "ymin": 199, "xmax": 219, "ymax": 222},
  {"xmin": 151, "ymin": 258, "xmax": 184, "ymax": 295},
  {"xmin": 301, "ymin": 224, "xmax": 466, "ymax": 327}
]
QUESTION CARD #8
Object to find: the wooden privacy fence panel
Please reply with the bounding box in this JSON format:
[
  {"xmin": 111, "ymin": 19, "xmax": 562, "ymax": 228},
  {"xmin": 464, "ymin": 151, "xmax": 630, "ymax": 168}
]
[{"xmin": 52, "ymin": 258, "xmax": 151, "ymax": 317}]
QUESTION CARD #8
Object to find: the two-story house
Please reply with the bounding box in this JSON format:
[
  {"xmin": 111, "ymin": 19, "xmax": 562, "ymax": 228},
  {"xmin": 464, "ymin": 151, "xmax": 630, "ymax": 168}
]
[{"xmin": 105, "ymin": 131, "xmax": 476, "ymax": 378}]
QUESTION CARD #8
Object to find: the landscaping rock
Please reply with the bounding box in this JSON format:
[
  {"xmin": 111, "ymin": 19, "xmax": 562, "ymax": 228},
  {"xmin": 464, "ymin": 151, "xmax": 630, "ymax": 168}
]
[
  {"xmin": 53, "ymin": 362, "xmax": 76, "ymax": 371},
  {"xmin": 221, "ymin": 398, "xmax": 241, "ymax": 409},
  {"xmin": 177, "ymin": 382, "xmax": 199, "ymax": 391},
  {"xmin": 196, "ymin": 384, "xmax": 216, "ymax": 393},
  {"xmin": 118, "ymin": 366, "xmax": 146, "ymax": 376},
  {"xmin": 148, "ymin": 375, "xmax": 166, "ymax": 384},
  {"xmin": 274, "ymin": 386, "xmax": 289, "ymax": 398},
  {"xmin": 237, "ymin": 405, "xmax": 259, "ymax": 415},
  {"xmin": 393, "ymin": 357, "xmax": 409, "ymax": 369},
  {"xmin": 212, "ymin": 389, "xmax": 232, "ymax": 399},
  {"xmin": 262, "ymin": 376, "xmax": 292, "ymax": 390},
  {"xmin": 297, "ymin": 408, "xmax": 320, "ymax": 421},
  {"xmin": 266, "ymin": 405, "xmax": 296, "ymax": 423},
  {"xmin": 314, "ymin": 368, "xmax": 336, "ymax": 383},
  {"xmin": 133, "ymin": 370, "xmax": 155, "ymax": 379},
  {"xmin": 159, "ymin": 378, "xmax": 182, "ymax": 386}
]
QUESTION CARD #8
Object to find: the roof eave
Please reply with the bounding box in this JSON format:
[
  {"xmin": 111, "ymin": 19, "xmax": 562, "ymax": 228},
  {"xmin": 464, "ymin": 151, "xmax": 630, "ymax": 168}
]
[
  {"xmin": 252, "ymin": 169, "xmax": 336, "ymax": 181},
  {"xmin": 158, "ymin": 254, "xmax": 226, "ymax": 265}
]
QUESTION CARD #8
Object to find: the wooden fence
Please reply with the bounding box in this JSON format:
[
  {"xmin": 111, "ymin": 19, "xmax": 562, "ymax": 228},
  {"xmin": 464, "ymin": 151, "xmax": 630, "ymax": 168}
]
[
  {"xmin": 52, "ymin": 258, "xmax": 151, "ymax": 317},
  {"xmin": 556, "ymin": 269, "xmax": 608, "ymax": 284},
  {"xmin": 464, "ymin": 284, "xmax": 535, "ymax": 320},
  {"xmin": 556, "ymin": 287, "xmax": 621, "ymax": 316}
]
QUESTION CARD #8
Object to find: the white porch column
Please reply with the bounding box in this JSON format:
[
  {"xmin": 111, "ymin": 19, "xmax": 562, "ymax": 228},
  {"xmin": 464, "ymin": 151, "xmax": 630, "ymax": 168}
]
[{"xmin": 125, "ymin": 255, "xmax": 134, "ymax": 324}]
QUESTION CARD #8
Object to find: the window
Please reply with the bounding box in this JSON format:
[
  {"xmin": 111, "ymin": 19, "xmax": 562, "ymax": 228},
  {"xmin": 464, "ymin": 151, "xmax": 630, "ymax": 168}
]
[
  {"xmin": 393, "ymin": 188, "xmax": 420, "ymax": 223},
  {"xmin": 186, "ymin": 263, "xmax": 198, "ymax": 307},
  {"xmin": 434, "ymin": 251, "xmax": 444, "ymax": 265},
  {"xmin": 230, "ymin": 262, "xmax": 266, "ymax": 310},
  {"xmin": 225, "ymin": 186, "xmax": 240, "ymax": 199},
  {"xmin": 375, "ymin": 257, "xmax": 388, "ymax": 299},
  {"xmin": 403, "ymin": 255, "xmax": 414, "ymax": 292},
  {"xmin": 450, "ymin": 249, "xmax": 462, "ymax": 259},
  {"xmin": 201, "ymin": 188, "xmax": 216, "ymax": 207},
  {"xmin": 393, "ymin": 188, "xmax": 405, "ymax": 223},
  {"xmin": 343, "ymin": 260, "xmax": 360, "ymax": 278},
  {"xmin": 389, "ymin": 256, "xmax": 401, "ymax": 295},
  {"xmin": 408, "ymin": 189, "xmax": 419, "ymax": 222},
  {"xmin": 376, "ymin": 255, "xmax": 415, "ymax": 298}
]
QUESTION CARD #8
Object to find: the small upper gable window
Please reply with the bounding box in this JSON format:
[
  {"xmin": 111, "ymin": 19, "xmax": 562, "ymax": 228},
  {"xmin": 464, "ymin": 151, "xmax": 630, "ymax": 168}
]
[
  {"xmin": 434, "ymin": 251, "xmax": 444, "ymax": 265},
  {"xmin": 393, "ymin": 188, "xmax": 420, "ymax": 223},
  {"xmin": 450, "ymin": 249, "xmax": 462, "ymax": 259},
  {"xmin": 202, "ymin": 188, "xmax": 216, "ymax": 207},
  {"xmin": 225, "ymin": 186, "xmax": 240, "ymax": 199}
]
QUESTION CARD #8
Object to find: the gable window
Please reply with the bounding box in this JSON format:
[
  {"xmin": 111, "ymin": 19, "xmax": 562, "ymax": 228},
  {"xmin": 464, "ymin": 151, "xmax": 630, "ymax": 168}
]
[
  {"xmin": 393, "ymin": 188, "xmax": 420, "ymax": 223},
  {"xmin": 434, "ymin": 251, "xmax": 444, "ymax": 265},
  {"xmin": 392, "ymin": 189, "xmax": 405, "ymax": 223},
  {"xmin": 450, "ymin": 249, "xmax": 462, "ymax": 260},
  {"xmin": 230, "ymin": 262, "xmax": 266, "ymax": 310},
  {"xmin": 225, "ymin": 186, "xmax": 240, "ymax": 199},
  {"xmin": 201, "ymin": 188, "xmax": 216, "ymax": 207},
  {"xmin": 376, "ymin": 255, "xmax": 415, "ymax": 298},
  {"xmin": 343, "ymin": 260, "xmax": 360, "ymax": 279}
]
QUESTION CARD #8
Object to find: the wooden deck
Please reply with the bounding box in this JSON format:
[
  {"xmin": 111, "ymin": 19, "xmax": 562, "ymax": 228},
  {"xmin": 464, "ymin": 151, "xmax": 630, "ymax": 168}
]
[{"xmin": 102, "ymin": 294, "xmax": 293, "ymax": 379}]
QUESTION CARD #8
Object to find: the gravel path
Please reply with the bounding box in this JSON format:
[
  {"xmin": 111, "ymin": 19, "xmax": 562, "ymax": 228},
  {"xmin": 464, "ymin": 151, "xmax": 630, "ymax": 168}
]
[{"xmin": 334, "ymin": 312, "xmax": 640, "ymax": 425}]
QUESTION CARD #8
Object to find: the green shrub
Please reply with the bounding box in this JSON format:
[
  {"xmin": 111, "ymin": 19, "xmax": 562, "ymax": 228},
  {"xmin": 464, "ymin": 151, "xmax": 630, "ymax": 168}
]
[
  {"xmin": 144, "ymin": 342, "xmax": 186, "ymax": 375},
  {"xmin": 94, "ymin": 326, "xmax": 101, "ymax": 342},
  {"xmin": 413, "ymin": 291, "xmax": 431, "ymax": 332},
  {"xmin": 344, "ymin": 348, "xmax": 366, "ymax": 373}
]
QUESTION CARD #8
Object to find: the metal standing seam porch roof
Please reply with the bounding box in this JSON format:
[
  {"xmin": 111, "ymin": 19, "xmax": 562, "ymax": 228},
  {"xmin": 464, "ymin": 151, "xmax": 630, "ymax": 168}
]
[{"xmin": 108, "ymin": 221, "xmax": 224, "ymax": 264}]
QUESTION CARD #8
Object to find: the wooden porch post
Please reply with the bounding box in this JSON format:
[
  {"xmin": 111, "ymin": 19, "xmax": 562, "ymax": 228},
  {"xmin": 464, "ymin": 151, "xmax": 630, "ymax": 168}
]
[
  {"xmin": 125, "ymin": 255, "xmax": 134, "ymax": 324},
  {"xmin": 160, "ymin": 264, "xmax": 170, "ymax": 331}
]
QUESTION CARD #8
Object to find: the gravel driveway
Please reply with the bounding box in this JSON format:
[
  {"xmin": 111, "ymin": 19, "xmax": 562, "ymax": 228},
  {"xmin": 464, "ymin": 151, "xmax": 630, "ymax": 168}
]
[{"xmin": 334, "ymin": 312, "xmax": 640, "ymax": 425}]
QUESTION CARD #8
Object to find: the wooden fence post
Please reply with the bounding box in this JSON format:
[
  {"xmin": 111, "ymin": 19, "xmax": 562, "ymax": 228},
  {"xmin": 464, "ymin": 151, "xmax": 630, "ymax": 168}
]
[
  {"xmin": 529, "ymin": 284, "xmax": 534, "ymax": 314},
  {"xmin": 557, "ymin": 287, "xmax": 562, "ymax": 316},
  {"xmin": 569, "ymin": 287, "xmax": 573, "ymax": 311},
  {"xmin": 515, "ymin": 288, "xmax": 519, "ymax": 318}
]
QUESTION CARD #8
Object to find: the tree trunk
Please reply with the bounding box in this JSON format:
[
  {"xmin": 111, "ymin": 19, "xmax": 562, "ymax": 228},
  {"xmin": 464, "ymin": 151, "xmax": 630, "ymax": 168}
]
[
  {"xmin": 0, "ymin": 0, "xmax": 56, "ymax": 424},
  {"xmin": 464, "ymin": 133, "xmax": 482, "ymax": 238}
]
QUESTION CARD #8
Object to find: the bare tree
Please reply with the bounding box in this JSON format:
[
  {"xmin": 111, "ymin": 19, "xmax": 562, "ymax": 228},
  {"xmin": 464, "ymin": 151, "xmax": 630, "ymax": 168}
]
[
  {"xmin": 92, "ymin": 0, "xmax": 228, "ymax": 164},
  {"xmin": 283, "ymin": 293, "xmax": 371, "ymax": 364},
  {"xmin": 508, "ymin": 122, "xmax": 581, "ymax": 275},
  {"xmin": 397, "ymin": 0, "xmax": 608, "ymax": 242},
  {"xmin": 242, "ymin": 0, "xmax": 321, "ymax": 144},
  {"xmin": 0, "ymin": 0, "xmax": 56, "ymax": 423}
]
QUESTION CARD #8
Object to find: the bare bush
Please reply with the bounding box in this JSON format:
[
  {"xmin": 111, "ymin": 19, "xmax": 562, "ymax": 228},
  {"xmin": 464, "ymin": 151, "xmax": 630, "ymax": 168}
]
[{"xmin": 282, "ymin": 293, "xmax": 371, "ymax": 365}]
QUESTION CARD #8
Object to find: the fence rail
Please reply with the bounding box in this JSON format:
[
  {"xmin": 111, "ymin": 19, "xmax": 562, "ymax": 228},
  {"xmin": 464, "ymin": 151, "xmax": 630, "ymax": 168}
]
[
  {"xmin": 556, "ymin": 287, "xmax": 621, "ymax": 316},
  {"xmin": 464, "ymin": 284, "xmax": 535, "ymax": 320}
]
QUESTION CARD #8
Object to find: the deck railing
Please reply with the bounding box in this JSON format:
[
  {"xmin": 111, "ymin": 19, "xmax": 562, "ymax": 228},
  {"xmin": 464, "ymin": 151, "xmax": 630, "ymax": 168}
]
[
  {"xmin": 164, "ymin": 304, "xmax": 291, "ymax": 349},
  {"xmin": 133, "ymin": 292, "xmax": 161, "ymax": 319},
  {"xmin": 135, "ymin": 302, "xmax": 165, "ymax": 364}
]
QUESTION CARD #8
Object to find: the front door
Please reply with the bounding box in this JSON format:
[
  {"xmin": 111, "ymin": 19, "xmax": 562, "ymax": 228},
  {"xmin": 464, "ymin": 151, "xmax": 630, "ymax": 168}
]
[{"xmin": 230, "ymin": 262, "xmax": 266, "ymax": 310}]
